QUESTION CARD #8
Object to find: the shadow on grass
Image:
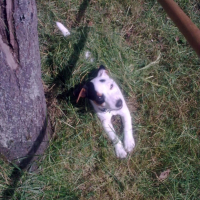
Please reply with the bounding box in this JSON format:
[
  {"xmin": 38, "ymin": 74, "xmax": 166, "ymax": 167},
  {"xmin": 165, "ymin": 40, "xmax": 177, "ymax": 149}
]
[
  {"xmin": 74, "ymin": 0, "xmax": 91, "ymax": 27},
  {"xmin": 49, "ymin": 0, "xmax": 91, "ymax": 100},
  {"xmin": 46, "ymin": 0, "xmax": 94, "ymax": 113},
  {"xmin": 1, "ymin": 0, "xmax": 91, "ymax": 199},
  {"xmin": 54, "ymin": 25, "xmax": 90, "ymax": 86}
]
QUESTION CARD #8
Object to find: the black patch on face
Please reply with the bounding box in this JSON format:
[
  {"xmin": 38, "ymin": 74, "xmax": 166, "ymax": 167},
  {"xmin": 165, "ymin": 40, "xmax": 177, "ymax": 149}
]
[
  {"xmin": 96, "ymin": 94, "xmax": 105, "ymax": 104},
  {"xmin": 100, "ymin": 79, "xmax": 106, "ymax": 82},
  {"xmin": 85, "ymin": 82, "xmax": 105, "ymax": 104},
  {"xmin": 99, "ymin": 65, "xmax": 106, "ymax": 70}
]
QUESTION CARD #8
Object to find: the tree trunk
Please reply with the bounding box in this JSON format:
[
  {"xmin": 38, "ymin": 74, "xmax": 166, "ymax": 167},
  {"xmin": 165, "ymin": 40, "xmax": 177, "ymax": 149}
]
[{"xmin": 0, "ymin": 0, "xmax": 51, "ymax": 166}]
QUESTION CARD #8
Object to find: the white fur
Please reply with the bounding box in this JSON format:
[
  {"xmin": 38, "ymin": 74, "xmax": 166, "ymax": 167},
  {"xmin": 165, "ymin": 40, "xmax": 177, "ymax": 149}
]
[
  {"xmin": 90, "ymin": 69, "xmax": 135, "ymax": 158},
  {"xmin": 56, "ymin": 22, "xmax": 70, "ymax": 37}
]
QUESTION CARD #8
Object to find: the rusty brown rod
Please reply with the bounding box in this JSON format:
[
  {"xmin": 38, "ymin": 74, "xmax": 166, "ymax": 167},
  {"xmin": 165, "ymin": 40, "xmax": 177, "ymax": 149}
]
[{"xmin": 157, "ymin": 0, "xmax": 200, "ymax": 57}]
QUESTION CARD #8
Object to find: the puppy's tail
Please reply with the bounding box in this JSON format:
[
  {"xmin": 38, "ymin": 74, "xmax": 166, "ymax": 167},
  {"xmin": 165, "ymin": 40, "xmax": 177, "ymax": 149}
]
[{"xmin": 56, "ymin": 22, "xmax": 70, "ymax": 37}]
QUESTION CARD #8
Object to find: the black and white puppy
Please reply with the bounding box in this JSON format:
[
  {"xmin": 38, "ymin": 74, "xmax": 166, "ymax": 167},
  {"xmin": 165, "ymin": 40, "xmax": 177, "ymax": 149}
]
[
  {"xmin": 56, "ymin": 22, "xmax": 135, "ymax": 158},
  {"xmin": 77, "ymin": 66, "xmax": 135, "ymax": 158}
]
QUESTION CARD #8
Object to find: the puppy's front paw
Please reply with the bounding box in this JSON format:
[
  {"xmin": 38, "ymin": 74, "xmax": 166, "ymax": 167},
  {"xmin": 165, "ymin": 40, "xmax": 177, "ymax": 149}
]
[
  {"xmin": 124, "ymin": 138, "xmax": 135, "ymax": 153},
  {"xmin": 115, "ymin": 143, "xmax": 127, "ymax": 158}
]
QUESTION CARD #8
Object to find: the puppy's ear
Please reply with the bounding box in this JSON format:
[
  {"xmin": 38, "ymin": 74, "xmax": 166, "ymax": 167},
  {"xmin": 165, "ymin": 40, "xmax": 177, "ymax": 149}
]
[
  {"xmin": 99, "ymin": 65, "xmax": 106, "ymax": 70},
  {"xmin": 76, "ymin": 87, "xmax": 87, "ymax": 103},
  {"xmin": 97, "ymin": 65, "xmax": 109, "ymax": 77}
]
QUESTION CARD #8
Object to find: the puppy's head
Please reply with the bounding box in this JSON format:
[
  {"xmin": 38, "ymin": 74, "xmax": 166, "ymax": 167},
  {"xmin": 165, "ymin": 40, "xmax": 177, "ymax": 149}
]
[{"xmin": 76, "ymin": 65, "xmax": 123, "ymax": 111}]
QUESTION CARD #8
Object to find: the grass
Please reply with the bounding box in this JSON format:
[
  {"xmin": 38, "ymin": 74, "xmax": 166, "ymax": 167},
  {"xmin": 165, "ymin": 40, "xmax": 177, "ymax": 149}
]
[{"xmin": 1, "ymin": 0, "xmax": 200, "ymax": 199}]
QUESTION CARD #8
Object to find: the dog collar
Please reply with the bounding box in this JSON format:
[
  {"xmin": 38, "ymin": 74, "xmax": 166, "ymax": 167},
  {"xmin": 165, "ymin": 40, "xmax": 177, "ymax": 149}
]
[{"xmin": 99, "ymin": 107, "xmax": 109, "ymax": 113}]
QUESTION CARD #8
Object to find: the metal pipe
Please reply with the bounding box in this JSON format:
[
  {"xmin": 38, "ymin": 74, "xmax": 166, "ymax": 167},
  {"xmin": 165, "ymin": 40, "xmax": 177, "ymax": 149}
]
[{"xmin": 157, "ymin": 0, "xmax": 200, "ymax": 57}]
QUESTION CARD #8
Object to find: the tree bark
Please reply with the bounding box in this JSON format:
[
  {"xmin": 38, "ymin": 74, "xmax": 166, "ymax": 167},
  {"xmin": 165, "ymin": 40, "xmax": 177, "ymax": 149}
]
[{"xmin": 0, "ymin": 0, "xmax": 51, "ymax": 165}]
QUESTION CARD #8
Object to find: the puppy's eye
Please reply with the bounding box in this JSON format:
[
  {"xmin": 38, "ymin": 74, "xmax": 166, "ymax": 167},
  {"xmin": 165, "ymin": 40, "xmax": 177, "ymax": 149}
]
[
  {"xmin": 96, "ymin": 94, "xmax": 105, "ymax": 104},
  {"xmin": 110, "ymin": 84, "xmax": 113, "ymax": 90}
]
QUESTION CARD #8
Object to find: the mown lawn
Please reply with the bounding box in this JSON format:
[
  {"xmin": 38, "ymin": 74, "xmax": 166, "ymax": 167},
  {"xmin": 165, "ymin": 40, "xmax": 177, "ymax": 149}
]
[{"xmin": 1, "ymin": 0, "xmax": 200, "ymax": 199}]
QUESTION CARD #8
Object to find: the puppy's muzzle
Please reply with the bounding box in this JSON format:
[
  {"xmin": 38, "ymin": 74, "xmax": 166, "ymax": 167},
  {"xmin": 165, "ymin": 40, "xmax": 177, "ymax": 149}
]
[{"xmin": 116, "ymin": 99, "xmax": 123, "ymax": 108}]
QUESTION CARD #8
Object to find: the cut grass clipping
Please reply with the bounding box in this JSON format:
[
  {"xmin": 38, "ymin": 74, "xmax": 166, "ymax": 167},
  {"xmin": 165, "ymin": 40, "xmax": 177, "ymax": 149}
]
[{"xmin": 1, "ymin": 0, "xmax": 200, "ymax": 199}]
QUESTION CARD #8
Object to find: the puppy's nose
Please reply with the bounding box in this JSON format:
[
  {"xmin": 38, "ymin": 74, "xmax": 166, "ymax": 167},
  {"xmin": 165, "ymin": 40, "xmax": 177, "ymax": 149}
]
[{"xmin": 116, "ymin": 99, "xmax": 123, "ymax": 108}]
